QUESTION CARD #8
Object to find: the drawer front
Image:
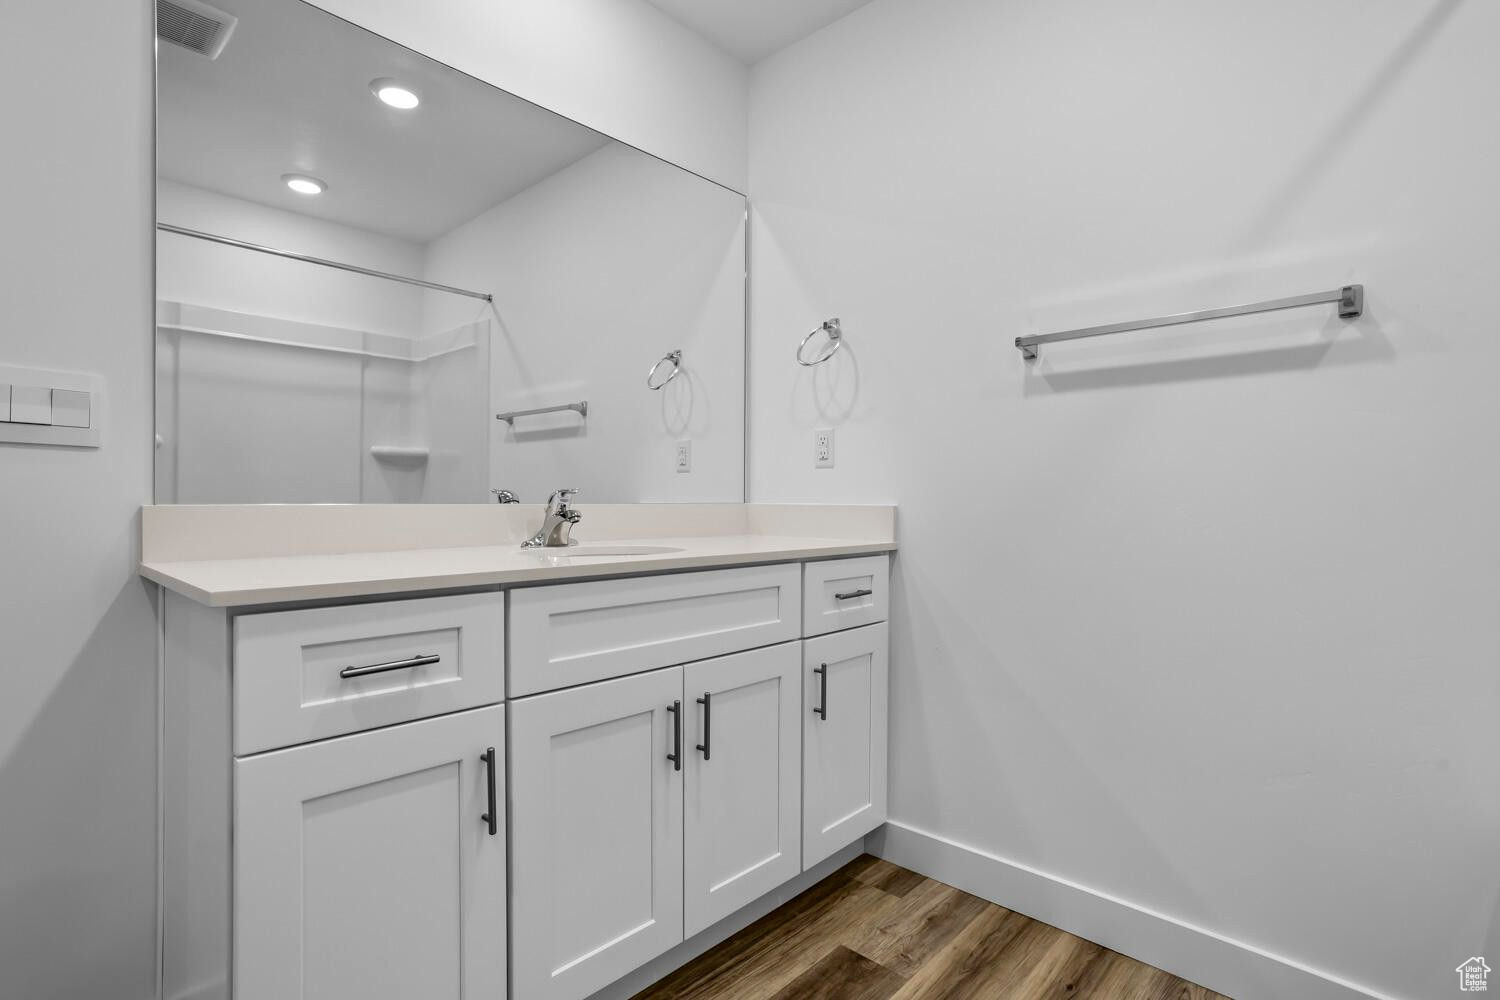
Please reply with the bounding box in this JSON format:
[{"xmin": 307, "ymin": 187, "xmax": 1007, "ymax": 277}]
[
  {"xmin": 234, "ymin": 592, "xmax": 505, "ymax": 755},
  {"xmin": 803, "ymin": 555, "xmax": 889, "ymax": 637},
  {"xmin": 508, "ymin": 564, "xmax": 801, "ymax": 697}
]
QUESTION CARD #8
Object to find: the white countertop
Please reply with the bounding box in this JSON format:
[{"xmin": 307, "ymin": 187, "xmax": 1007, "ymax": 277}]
[{"xmin": 141, "ymin": 534, "xmax": 897, "ymax": 607}]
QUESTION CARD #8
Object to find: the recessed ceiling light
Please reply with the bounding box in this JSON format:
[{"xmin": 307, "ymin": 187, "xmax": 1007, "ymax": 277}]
[
  {"xmin": 281, "ymin": 173, "xmax": 326, "ymax": 196},
  {"xmin": 370, "ymin": 78, "xmax": 420, "ymax": 110}
]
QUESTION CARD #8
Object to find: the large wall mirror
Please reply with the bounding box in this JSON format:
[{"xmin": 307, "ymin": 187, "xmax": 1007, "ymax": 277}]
[{"xmin": 155, "ymin": 0, "xmax": 746, "ymax": 504}]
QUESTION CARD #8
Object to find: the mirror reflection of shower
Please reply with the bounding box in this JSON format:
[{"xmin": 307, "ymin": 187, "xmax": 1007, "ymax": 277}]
[
  {"xmin": 154, "ymin": 0, "xmax": 747, "ymax": 504},
  {"xmin": 153, "ymin": 236, "xmax": 493, "ymax": 503}
]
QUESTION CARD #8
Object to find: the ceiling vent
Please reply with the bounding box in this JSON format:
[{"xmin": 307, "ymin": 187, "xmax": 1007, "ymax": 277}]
[{"xmin": 157, "ymin": 0, "xmax": 238, "ymax": 59}]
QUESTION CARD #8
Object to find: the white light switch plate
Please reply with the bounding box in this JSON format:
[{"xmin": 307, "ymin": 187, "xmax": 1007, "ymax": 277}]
[
  {"xmin": 0, "ymin": 366, "xmax": 102, "ymax": 447},
  {"xmin": 675, "ymin": 440, "xmax": 692, "ymax": 473},
  {"xmin": 52, "ymin": 389, "xmax": 91, "ymax": 428},
  {"xmin": 11, "ymin": 386, "xmax": 52, "ymax": 425}
]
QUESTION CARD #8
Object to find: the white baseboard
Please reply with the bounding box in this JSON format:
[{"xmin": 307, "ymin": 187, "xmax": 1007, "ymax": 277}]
[
  {"xmin": 584, "ymin": 840, "xmax": 867, "ymax": 1000},
  {"xmin": 869, "ymin": 821, "xmax": 1404, "ymax": 1000}
]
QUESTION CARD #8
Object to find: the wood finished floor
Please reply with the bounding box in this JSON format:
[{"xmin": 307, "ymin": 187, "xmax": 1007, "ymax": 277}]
[{"xmin": 631, "ymin": 855, "xmax": 1231, "ymax": 1000}]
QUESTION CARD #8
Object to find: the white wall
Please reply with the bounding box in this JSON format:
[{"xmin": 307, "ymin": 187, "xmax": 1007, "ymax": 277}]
[
  {"xmin": 306, "ymin": 0, "xmax": 750, "ymax": 193},
  {"xmin": 423, "ymin": 143, "xmax": 746, "ymax": 503},
  {"xmin": 0, "ymin": 1, "xmax": 159, "ymax": 998},
  {"xmin": 748, "ymin": 2, "xmax": 1498, "ymax": 998}
]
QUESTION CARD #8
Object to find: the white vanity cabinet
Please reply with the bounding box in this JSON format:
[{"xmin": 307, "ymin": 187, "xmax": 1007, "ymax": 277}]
[{"xmin": 160, "ymin": 552, "xmax": 890, "ymax": 1000}]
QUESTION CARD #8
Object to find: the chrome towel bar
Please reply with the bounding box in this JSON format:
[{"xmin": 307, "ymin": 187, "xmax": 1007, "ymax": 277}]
[
  {"xmin": 496, "ymin": 401, "xmax": 588, "ymax": 423},
  {"xmin": 1016, "ymin": 284, "xmax": 1363, "ymax": 360}
]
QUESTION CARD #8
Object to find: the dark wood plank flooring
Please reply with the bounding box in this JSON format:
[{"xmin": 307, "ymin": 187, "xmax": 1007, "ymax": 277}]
[{"xmin": 632, "ymin": 855, "xmax": 1231, "ymax": 1000}]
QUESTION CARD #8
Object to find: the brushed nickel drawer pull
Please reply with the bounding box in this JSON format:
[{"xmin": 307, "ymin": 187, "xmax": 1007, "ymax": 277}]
[
  {"xmin": 834, "ymin": 588, "xmax": 873, "ymax": 601},
  {"xmin": 338, "ymin": 653, "xmax": 440, "ymax": 679}
]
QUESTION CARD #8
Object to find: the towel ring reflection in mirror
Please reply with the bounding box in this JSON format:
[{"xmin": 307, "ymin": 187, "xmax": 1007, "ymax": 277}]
[
  {"xmin": 647, "ymin": 349, "xmax": 683, "ymax": 390},
  {"xmin": 797, "ymin": 318, "xmax": 843, "ymax": 366}
]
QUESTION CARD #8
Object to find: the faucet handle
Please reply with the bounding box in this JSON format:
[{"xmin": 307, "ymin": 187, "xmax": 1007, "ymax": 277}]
[
  {"xmin": 547, "ymin": 488, "xmax": 580, "ymax": 510},
  {"xmin": 491, "ymin": 489, "xmax": 519, "ymax": 504}
]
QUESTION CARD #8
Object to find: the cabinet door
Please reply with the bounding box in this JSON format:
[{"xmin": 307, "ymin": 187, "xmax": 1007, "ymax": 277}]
[
  {"xmin": 510, "ymin": 667, "xmax": 685, "ymax": 1000},
  {"xmin": 235, "ymin": 705, "xmax": 506, "ymax": 1000},
  {"xmin": 803, "ymin": 623, "xmax": 889, "ymax": 868},
  {"xmin": 683, "ymin": 642, "xmax": 802, "ymax": 937}
]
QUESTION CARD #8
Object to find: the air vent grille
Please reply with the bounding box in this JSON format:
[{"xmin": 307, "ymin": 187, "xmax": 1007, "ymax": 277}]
[{"xmin": 157, "ymin": 0, "xmax": 238, "ymax": 59}]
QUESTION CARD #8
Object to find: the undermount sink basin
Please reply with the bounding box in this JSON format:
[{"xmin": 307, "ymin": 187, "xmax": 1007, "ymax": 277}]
[{"xmin": 533, "ymin": 544, "xmax": 684, "ymax": 557}]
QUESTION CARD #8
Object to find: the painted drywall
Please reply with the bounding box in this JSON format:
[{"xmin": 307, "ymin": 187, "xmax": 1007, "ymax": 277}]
[
  {"xmin": 748, "ymin": 1, "xmax": 1498, "ymax": 998},
  {"xmin": 306, "ymin": 0, "xmax": 750, "ymax": 193},
  {"xmin": 0, "ymin": 0, "xmax": 159, "ymax": 998},
  {"xmin": 422, "ymin": 142, "xmax": 747, "ymax": 503}
]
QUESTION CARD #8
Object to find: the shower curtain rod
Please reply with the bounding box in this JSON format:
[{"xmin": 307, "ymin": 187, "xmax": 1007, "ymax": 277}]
[{"xmin": 156, "ymin": 223, "xmax": 494, "ymax": 302}]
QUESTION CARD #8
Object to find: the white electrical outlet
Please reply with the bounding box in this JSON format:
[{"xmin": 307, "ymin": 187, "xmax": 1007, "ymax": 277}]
[
  {"xmin": 675, "ymin": 439, "xmax": 692, "ymax": 473},
  {"xmin": 814, "ymin": 428, "xmax": 834, "ymax": 469}
]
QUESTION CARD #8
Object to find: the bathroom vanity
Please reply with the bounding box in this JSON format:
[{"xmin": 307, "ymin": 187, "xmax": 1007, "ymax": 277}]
[{"xmin": 147, "ymin": 504, "xmax": 894, "ymax": 1000}]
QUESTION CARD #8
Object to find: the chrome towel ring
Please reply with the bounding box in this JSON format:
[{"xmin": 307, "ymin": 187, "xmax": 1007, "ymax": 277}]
[
  {"xmin": 797, "ymin": 318, "xmax": 843, "ymax": 366},
  {"xmin": 647, "ymin": 349, "xmax": 683, "ymax": 390}
]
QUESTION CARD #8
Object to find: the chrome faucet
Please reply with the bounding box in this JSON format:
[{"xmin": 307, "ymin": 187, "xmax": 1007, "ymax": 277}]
[
  {"xmin": 522, "ymin": 488, "xmax": 581, "ymax": 548},
  {"xmin": 491, "ymin": 489, "xmax": 519, "ymax": 504}
]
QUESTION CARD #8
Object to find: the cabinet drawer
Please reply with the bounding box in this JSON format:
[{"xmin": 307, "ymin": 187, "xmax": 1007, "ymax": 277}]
[
  {"xmin": 234, "ymin": 592, "xmax": 505, "ymax": 755},
  {"xmin": 803, "ymin": 556, "xmax": 889, "ymax": 637},
  {"xmin": 508, "ymin": 564, "xmax": 801, "ymax": 697}
]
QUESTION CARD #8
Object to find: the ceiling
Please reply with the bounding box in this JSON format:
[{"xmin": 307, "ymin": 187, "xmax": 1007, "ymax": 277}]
[
  {"xmin": 157, "ymin": 0, "xmax": 610, "ymax": 243},
  {"xmin": 644, "ymin": 0, "xmax": 878, "ymax": 64}
]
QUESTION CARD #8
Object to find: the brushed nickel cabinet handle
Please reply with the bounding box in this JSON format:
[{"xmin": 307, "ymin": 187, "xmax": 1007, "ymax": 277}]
[
  {"xmin": 338, "ymin": 653, "xmax": 440, "ymax": 679},
  {"xmin": 835, "ymin": 588, "xmax": 873, "ymax": 601},
  {"xmin": 813, "ymin": 664, "xmax": 828, "ymax": 721}
]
